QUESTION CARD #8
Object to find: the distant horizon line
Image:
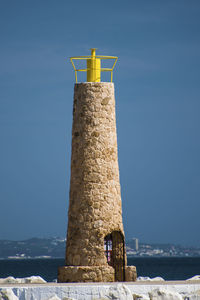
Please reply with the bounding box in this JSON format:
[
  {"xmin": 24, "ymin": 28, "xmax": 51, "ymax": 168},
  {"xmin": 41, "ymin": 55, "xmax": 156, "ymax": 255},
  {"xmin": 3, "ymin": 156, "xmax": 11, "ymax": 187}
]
[{"xmin": 0, "ymin": 237, "xmax": 199, "ymax": 248}]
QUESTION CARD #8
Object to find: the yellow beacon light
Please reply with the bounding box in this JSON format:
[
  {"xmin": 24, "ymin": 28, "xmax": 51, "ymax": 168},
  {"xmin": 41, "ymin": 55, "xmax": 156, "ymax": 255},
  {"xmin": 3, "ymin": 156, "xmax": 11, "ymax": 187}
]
[{"xmin": 70, "ymin": 48, "xmax": 118, "ymax": 83}]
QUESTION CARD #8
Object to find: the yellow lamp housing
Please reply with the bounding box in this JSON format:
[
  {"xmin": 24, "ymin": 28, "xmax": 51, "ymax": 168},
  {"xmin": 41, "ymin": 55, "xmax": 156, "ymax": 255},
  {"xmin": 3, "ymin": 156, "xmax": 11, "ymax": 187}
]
[{"xmin": 70, "ymin": 48, "xmax": 118, "ymax": 83}]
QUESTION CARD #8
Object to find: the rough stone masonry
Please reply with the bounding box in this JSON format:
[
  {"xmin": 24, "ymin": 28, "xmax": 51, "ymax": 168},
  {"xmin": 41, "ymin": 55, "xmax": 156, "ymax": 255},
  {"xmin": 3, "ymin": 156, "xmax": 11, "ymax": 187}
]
[{"xmin": 58, "ymin": 82, "xmax": 136, "ymax": 282}]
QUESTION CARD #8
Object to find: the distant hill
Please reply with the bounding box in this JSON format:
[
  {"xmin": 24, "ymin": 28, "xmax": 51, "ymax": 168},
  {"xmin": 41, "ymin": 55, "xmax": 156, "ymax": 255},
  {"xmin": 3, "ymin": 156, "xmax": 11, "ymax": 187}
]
[
  {"xmin": 0, "ymin": 237, "xmax": 66, "ymax": 259},
  {"xmin": 0, "ymin": 238, "xmax": 199, "ymax": 259}
]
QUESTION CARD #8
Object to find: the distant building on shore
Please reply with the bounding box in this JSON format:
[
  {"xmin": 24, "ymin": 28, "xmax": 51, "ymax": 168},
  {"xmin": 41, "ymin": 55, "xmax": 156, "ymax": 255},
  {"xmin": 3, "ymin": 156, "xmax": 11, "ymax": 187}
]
[{"xmin": 130, "ymin": 238, "xmax": 139, "ymax": 251}]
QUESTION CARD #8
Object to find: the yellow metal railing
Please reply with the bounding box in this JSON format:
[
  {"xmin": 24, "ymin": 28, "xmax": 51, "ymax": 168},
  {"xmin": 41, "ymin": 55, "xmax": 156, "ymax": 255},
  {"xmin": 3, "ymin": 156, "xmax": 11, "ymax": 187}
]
[{"xmin": 70, "ymin": 49, "xmax": 118, "ymax": 83}]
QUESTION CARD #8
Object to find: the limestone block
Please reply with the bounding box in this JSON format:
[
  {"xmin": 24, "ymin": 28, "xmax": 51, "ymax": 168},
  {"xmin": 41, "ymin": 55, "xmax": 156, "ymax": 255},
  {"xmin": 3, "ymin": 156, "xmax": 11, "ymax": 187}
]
[
  {"xmin": 47, "ymin": 296, "xmax": 61, "ymax": 300},
  {"xmin": 125, "ymin": 266, "xmax": 137, "ymax": 282},
  {"xmin": 106, "ymin": 284, "xmax": 133, "ymax": 300},
  {"xmin": 183, "ymin": 289, "xmax": 200, "ymax": 299},
  {"xmin": 149, "ymin": 288, "xmax": 182, "ymax": 300},
  {"xmin": 137, "ymin": 276, "xmax": 165, "ymax": 282},
  {"xmin": 133, "ymin": 293, "xmax": 150, "ymax": 300},
  {"xmin": 0, "ymin": 277, "xmax": 17, "ymax": 284},
  {"xmin": 0, "ymin": 276, "xmax": 46, "ymax": 284},
  {"xmin": 22, "ymin": 276, "xmax": 47, "ymax": 284},
  {"xmin": 187, "ymin": 275, "xmax": 200, "ymax": 281},
  {"xmin": 0, "ymin": 289, "xmax": 19, "ymax": 300}
]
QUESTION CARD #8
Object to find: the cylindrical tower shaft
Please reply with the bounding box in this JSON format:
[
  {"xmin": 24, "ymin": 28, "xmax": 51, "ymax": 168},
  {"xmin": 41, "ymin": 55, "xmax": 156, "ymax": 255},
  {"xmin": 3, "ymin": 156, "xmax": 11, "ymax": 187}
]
[
  {"xmin": 58, "ymin": 82, "xmax": 137, "ymax": 282},
  {"xmin": 66, "ymin": 82, "xmax": 123, "ymax": 266}
]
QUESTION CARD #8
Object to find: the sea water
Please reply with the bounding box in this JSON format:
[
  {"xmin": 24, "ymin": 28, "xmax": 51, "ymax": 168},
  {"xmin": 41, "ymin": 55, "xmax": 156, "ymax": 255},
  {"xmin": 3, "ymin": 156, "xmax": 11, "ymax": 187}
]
[{"xmin": 0, "ymin": 257, "xmax": 200, "ymax": 282}]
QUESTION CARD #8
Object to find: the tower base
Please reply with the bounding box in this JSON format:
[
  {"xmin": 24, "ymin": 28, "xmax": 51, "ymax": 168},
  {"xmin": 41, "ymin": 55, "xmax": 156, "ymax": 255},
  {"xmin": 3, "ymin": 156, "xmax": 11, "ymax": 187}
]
[{"xmin": 58, "ymin": 265, "xmax": 137, "ymax": 283}]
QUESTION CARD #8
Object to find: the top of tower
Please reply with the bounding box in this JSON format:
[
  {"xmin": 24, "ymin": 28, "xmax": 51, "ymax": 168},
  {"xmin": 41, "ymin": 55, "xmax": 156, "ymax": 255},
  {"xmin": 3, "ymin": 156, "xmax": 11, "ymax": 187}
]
[{"xmin": 70, "ymin": 49, "xmax": 118, "ymax": 83}]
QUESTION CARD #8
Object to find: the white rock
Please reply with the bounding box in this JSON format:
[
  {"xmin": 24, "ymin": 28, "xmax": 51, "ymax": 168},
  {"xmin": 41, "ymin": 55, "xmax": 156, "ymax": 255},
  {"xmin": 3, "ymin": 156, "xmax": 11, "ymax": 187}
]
[
  {"xmin": 0, "ymin": 289, "xmax": 19, "ymax": 300},
  {"xmin": 22, "ymin": 276, "xmax": 47, "ymax": 284},
  {"xmin": 0, "ymin": 276, "xmax": 46, "ymax": 284},
  {"xmin": 47, "ymin": 296, "xmax": 61, "ymax": 300},
  {"xmin": 137, "ymin": 276, "xmax": 152, "ymax": 281},
  {"xmin": 187, "ymin": 275, "xmax": 200, "ymax": 281},
  {"xmin": 137, "ymin": 276, "xmax": 165, "ymax": 282},
  {"xmin": 0, "ymin": 277, "xmax": 17, "ymax": 284},
  {"xmin": 150, "ymin": 277, "xmax": 165, "ymax": 282},
  {"xmin": 107, "ymin": 284, "xmax": 133, "ymax": 300},
  {"xmin": 132, "ymin": 292, "xmax": 150, "ymax": 299},
  {"xmin": 149, "ymin": 288, "xmax": 182, "ymax": 300},
  {"xmin": 1, "ymin": 282, "xmax": 200, "ymax": 300},
  {"xmin": 182, "ymin": 289, "xmax": 200, "ymax": 300}
]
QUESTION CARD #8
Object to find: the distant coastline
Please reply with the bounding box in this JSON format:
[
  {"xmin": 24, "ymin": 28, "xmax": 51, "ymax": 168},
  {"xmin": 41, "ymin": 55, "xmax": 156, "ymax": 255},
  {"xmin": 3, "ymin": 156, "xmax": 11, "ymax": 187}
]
[
  {"xmin": 0, "ymin": 237, "xmax": 65, "ymax": 260},
  {"xmin": 0, "ymin": 237, "xmax": 200, "ymax": 260}
]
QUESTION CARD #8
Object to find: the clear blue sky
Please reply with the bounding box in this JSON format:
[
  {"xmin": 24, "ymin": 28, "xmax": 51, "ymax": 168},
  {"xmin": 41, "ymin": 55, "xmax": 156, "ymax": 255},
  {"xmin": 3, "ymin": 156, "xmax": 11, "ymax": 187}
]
[{"xmin": 0, "ymin": 0, "xmax": 200, "ymax": 246}]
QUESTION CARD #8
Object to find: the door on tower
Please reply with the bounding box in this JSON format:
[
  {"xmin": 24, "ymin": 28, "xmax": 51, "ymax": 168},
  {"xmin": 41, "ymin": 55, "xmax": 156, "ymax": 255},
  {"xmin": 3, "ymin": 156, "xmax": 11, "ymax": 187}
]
[{"xmin": 104, "ymin": 231, "xmax": 125, "ymax": 281}]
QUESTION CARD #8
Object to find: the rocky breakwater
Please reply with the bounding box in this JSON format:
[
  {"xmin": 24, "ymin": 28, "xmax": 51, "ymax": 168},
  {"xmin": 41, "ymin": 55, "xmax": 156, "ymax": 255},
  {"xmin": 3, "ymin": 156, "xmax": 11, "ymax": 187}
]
[{"xmin": 1, "ymin": 276, "xmax": 200, "ymax": 299}]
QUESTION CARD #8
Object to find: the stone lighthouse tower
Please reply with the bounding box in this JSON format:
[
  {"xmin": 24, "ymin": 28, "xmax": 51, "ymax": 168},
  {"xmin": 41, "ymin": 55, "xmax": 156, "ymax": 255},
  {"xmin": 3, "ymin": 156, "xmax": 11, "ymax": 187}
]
[{"xmin": 58, "ymin": 49, "xmax": 137, "ymax": 282}]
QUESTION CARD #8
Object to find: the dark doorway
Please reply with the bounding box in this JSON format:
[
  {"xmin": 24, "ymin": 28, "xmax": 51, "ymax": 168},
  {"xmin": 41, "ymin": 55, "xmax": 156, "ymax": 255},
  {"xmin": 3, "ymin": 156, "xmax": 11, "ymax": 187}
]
[{"xmin": 104, "ymin": 231, "xmax": 125, "ymax": 281}]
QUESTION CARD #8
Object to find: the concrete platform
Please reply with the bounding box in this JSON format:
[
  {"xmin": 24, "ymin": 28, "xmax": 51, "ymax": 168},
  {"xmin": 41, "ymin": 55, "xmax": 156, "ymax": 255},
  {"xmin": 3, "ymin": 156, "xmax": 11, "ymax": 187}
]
[{"xmin": 1, "ymin": 281, "xmax": 200, "ymax": 299}]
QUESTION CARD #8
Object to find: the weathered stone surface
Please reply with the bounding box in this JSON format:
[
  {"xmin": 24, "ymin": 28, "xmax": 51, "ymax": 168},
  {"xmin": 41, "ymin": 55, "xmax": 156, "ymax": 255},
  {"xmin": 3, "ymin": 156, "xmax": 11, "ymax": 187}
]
[
  {"xmin": 2, "ymin": 283, "xmax": 200, "ymax": 300},
  {"xmin": 133, "ymin": 293, "xmax": 150, "ymax": 300},
  {"xmin": 58, "ymin": 266, "xmax": 114, "ymax": 283},
  {"xmin": 105, "ymin": 283, "xmax": 133, "ymax": 300},
  {"xmin": 58, "ymin": 82, "xmax": 136, "ymax": 282},
  {"xmin": 0, "ymin": 289, "xmax": 19, "ymax": 300},
  {"xmin": 187, "ymin": 275, "xmax": 200, "ymax": 281},
  {"xmin": 0, "ymin": 276, "xmax": 46, "ymax": 284},
  {"xmin": 47, "ymin": 296, "xmax": 61, "ymax": 300},
  {"xmin": 149, "ymin": 288, "xmax": 183, "ymax": 300},
  {"xmin": 137, "ymin": 277, "xmax": 165, "ymax": 282},
  {"xmin": 125, "ymin": 266, "xmax": 137, "ymax": 282}
]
